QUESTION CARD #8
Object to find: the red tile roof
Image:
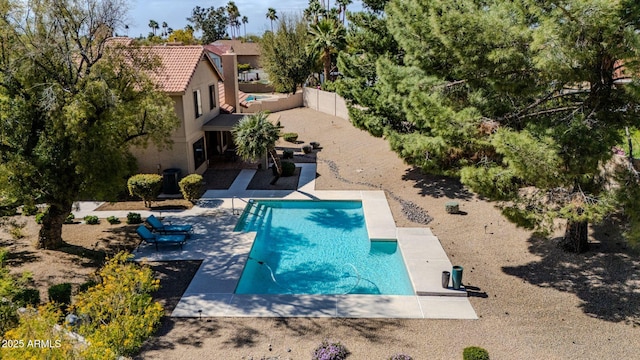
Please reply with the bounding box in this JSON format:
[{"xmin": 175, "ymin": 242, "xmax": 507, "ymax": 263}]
[
  {"xmin": 218, "ymin": 81, "xmax": 249, "ymax": 113},
  {"xmin": 147, "ymin": 45, "xmax": 209, "ymax": 93}
]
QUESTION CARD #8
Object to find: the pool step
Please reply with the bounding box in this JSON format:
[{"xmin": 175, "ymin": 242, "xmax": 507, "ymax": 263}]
[{"xmin": 245, "ymin": 203, "xmax": 269, "ymax": 230}]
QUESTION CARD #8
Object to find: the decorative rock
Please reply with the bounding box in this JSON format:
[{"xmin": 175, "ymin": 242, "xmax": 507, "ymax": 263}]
[{"xmin": 445, "ymin": 201, "xmax": 459, "ymax": 214}]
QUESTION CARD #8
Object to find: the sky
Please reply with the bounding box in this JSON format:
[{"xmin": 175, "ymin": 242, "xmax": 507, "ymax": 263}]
[{"xmin": 123, "ymin": 0, "xmax": 364, "ymax": 39}]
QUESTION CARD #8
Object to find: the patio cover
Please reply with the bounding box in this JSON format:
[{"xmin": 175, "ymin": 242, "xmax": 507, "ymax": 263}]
[{"xmin": 202, "ymin": 114, "xmax": 246, "ymax": 132}]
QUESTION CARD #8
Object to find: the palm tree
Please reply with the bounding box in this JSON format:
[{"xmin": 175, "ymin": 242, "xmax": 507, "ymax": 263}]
[
  {"xmin": 231, "ymin": 112, "xmax": 282, "ymax": 182},
  {"xmin": 227, "ymin": 1, "xmax": 239, "ymax": 39},
  {"xmin": 266, "ymin": 8, "xmax": 278, "ymax": 32},
  {"xmin": 335, "ymin": 0, "xmax": 352, "ymax": 24},
  {"xmin": 148, "ymin": 19, "xmax": 159, "ymax": 36},
  {"xmin": 304, "ymin": 0, "xmax": 323, "ymax": 24},
  {"xmin": 242, "ymin": 15, "xmax": 248, "ymax": 38},
  {"xmin": 307, "ymin": 18, "xmax": 346, "ymax": 83},
  {"xmin": 162, "ymin": 21, "xmax": 168, "ymax": 37}
]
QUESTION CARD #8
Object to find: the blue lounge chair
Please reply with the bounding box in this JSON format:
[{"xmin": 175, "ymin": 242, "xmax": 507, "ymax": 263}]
[
  {"xmin": 136, "ymin": 225, "xmax": 187, "ymax": 251},
  {"xmin": 146, "ymin": 215, "xmax": 192, "ymax": 238}
]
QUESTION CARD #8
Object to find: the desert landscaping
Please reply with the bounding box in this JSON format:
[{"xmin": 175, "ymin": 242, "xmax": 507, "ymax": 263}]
[{"xmin": 1, "ymin": 108, "xmax": 638, "ymax": 359}]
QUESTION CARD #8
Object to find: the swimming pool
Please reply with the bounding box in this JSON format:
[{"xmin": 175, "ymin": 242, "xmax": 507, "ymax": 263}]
[
  {"xmin": 245, "ymin": 94, "xmax": 270, "ymax": 102},
  {"xmin": 234, "ymin": 200, "xmax": 414, "ymax": 295}
]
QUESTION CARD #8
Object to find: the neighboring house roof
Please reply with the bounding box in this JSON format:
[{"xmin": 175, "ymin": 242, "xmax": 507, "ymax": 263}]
[
  {"xmin": 206, "ymin": 40, "xmax": 261, "ymax": 57},
  {"xmin": 218, "ymin": 81, "xmax": 249, "ymax": 113},
  {"xmin": 106, "ymin": 36, "xmax": 134, "ymax": 46}
]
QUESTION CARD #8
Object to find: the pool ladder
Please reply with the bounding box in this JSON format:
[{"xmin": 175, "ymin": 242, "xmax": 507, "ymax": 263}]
[{"xmin": 232, "ymin": 196, "xmax": 249, "ymax": 215}]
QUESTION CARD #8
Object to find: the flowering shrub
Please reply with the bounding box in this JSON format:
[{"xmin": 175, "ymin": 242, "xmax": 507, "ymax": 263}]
[
  {"xmin": 72, "ymin": 252, "xmax": 164, "ymax": 358},
  {"xmin": 311, "ymin": 340, "xmax": 349, "ymax": 360},
  {"xmin": 0, "ymin": 304, "xmax": 78, "ymax": 359},
  {"xmin": 389, "ymin": 354, "xmax": 413, "ymax": 360}
]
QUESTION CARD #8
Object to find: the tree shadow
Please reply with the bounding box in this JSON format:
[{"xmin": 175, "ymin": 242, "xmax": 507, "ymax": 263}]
[
  {"xmin": 502, "ymin": 216, "xmax": 640, "ymax": 325},
  {"xmin": 402, "ymin": 167, "xmax": 473, "ymax": 200},
  {"xmin": 305, "ymin": 209, "xmax": 364, "ymax": 231},
  {"xmin": 1, "ymin": 248, "xmax": 41, "ymax": 267}
]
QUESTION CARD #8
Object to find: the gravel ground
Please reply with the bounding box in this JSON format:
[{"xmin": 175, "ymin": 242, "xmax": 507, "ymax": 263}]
[
  {"xmin": 136, "ymin": 108, "xmax": 640, "ymax": 360},
  {"xmin": 2, "ymin": 107, "xmax": 639, "ymax": 360}
]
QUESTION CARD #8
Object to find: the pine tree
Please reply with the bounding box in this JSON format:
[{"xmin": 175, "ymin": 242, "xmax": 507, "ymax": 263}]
[{"xmin": 340, "ymin": 0, "xmax": 640, "ymax": 252}]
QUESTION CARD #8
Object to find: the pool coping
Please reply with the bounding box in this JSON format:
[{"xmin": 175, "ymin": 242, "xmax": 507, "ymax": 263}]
[{"xmin": 133, "ymin": 163, "xmax": 477, "ymax": 319}]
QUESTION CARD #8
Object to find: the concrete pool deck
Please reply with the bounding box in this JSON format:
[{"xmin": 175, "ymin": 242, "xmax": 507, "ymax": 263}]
[{"xmin": 78, "ymin": 163, "xmax": 476, "ymax": 319}]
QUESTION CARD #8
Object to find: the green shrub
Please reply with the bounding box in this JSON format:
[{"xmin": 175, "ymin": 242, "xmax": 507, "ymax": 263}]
[
  {"xmin": 0, "ymin": 302, "xmax": 19, "ymax": 335},
  {"xmin": 178, "ymin": 174, "xmax": 204, "ymax": 203},
  {"xmin": 7, "ymin": 220, "xmax": 26, "ymax": 239},
  {"xmin": 107, "ymin": 216, "xmax": 121, "ymax": 225},
  {"xmin": 48, "ymin": 283, "xmax": 72, "ymax": 308},
  {"xmin": 64, "ymin": 213, "xmax": 75, "ymax": 224},
  {"xmin": 22, "ymin": 202, "xmax": 38, "ymax": 216},
  {"xmin": 127, "ymin": 174, "xmax": 162, "ymax": 207},
  {"xmin": 302, "ymin": 145, "xmax": 312, "ymax": 154},
  {"xmin": 281, "ymin": 161, "xmax": 296, "ymax": 177},
  {"xmin": 83, "ymin": 215, "xmax": 99, "ymax": 225},
  {"xmin": 127, "ymin": 212, "xmax": 142, "ymax": 225},
  {"xmin": 35, "ymin": 212, "xmax": 45, "ymax": 224},
  {"xmin": 77, "ymin": 280, "xmax": 97, "ymax": 294},
  {"xmin": 282, "ymin": 149, "xmax": 294, "ymax": 159},
  {"xmin": 463, "ymin": 346, "xmax": 490, "ymax": 360},
  {"xmin": 12, "ymin": 288, "xmax": 41, "ymax": 307},
  {"xmin": 282, "ymin": 132, "xmax": 298, "ymax": 142}
]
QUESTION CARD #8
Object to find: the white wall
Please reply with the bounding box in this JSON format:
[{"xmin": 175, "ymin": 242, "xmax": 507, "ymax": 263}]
[{"xmin": 303, "ymin": 87, "xmax": 349, "ymax": 120}]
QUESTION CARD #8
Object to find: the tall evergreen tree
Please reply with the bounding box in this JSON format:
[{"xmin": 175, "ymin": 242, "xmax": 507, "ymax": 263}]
[
  {"xmin": 0, "ymin": 0, "xmax": 180, "ymax": 249},
  {"xmin": 341, "ymin": 0, "xmax": 640, "ymax": 252}
]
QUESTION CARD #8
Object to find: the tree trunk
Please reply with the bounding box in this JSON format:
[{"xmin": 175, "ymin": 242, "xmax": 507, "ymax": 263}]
[
  {"xmin": 560, "ymin": 219, "xmax": 589, "ymax": 253},
  {"xmin": 37, "ymin": 202, "xmax": 73, "ymax": 249},
  {"xmin": 323, "ymin": 49, "xmax": 331, "ymax": 84}
]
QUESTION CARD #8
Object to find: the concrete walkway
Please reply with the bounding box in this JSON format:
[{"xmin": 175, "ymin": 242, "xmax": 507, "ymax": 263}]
[{"xmin": 74, "ymin": 163, "xmax": 477, "ymax": 319}]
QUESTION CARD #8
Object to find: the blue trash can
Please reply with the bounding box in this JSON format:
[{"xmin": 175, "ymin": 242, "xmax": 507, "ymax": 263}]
[{"xmin": 452, "ymin": 266, "xmax": 463, "ymax": 290}]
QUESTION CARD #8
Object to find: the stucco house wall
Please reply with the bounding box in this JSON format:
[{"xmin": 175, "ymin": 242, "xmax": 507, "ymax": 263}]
[{"xmin": 130, "ymin": 46, "xmax": 222, "ymax": 176}]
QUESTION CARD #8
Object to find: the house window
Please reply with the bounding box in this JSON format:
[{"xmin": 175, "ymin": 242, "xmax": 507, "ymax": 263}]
[
  {"xmin": 193, "ymin": 137, "xmax": 205, "ymax": 169},
  {"xmin": 193, "ymin": 90, "xmax": 202, "ymax": 118},
  {"xmin": 209, "ymin": 84, "xmax": 216, "ymax": 110}
]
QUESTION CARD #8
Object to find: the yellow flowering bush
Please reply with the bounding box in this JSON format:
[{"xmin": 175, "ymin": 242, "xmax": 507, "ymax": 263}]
[
  {"xmin": 73, "ymin": 252, "xmax": 164, "ymax": 358},
  {"xmin": 0, "ymin": 304, "xmax": 80, "ymax": 359}
]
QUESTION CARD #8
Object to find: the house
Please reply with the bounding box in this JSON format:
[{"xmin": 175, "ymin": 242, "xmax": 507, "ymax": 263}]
[
  {"xmin": 126, "ymin": 41, "xmax": 248, "ymax": 176},
  {"xmin": 206, "ymin": 40, "xmax": 261, "ymax": 70}
]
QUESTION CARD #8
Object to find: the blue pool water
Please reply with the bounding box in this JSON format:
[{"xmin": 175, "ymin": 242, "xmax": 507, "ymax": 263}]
[
  {"xmin": 234, "ymin": 200, "xmax": 414, "ymax": 295},
  {"xmin": 245, "ymin": 95, "xmax": 269, "ymax": 101}
]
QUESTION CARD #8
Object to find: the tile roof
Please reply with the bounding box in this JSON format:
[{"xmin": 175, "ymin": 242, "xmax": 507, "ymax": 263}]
[
  {"xmin": 147, "ymin": 45, "xmax": 208, "ymax": 93},
  {"xmin": 218, "ymin": 81, "xmax": 249, "ymax": 113}
]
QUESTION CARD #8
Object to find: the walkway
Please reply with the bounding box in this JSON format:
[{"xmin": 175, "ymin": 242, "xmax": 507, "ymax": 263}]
[{"xmin": 74, "ymin": 163, "xmax": 476, "ymax": 319}]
